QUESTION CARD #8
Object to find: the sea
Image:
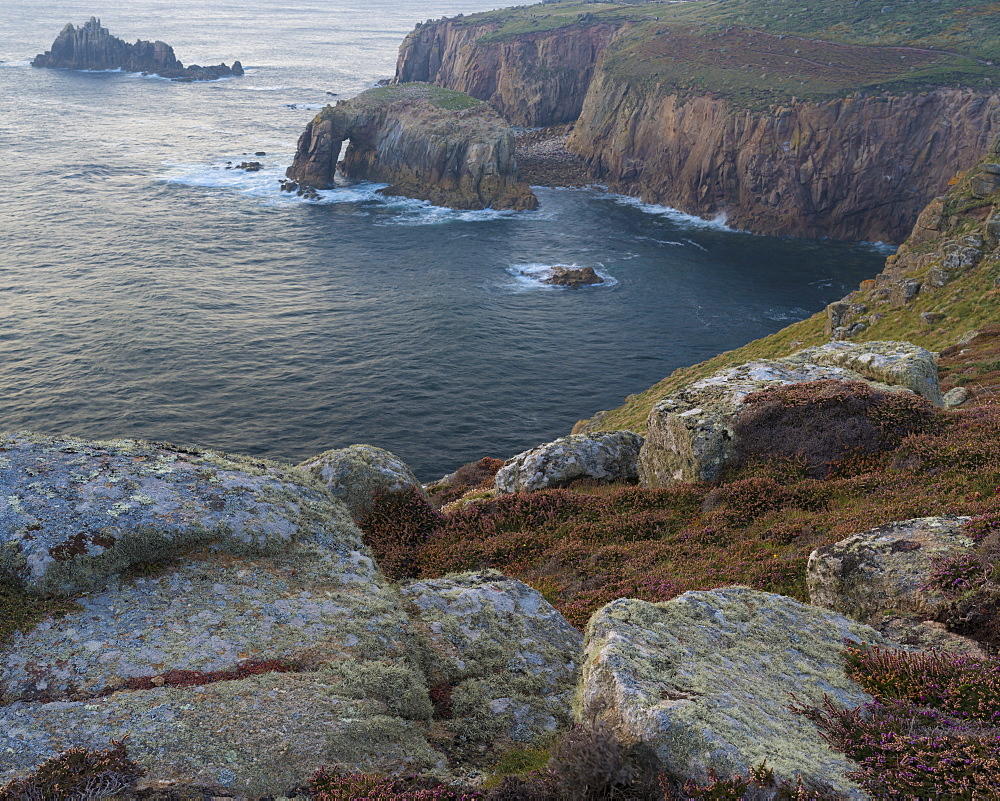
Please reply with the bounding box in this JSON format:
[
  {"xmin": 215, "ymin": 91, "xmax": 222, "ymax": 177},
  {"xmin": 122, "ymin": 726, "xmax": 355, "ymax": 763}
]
[{"xmin": 0, "ymin": 0, "xmax": 891, "ymax": 480}]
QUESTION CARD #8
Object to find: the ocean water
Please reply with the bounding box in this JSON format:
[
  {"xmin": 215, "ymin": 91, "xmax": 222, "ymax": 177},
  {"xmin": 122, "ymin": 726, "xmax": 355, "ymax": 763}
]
[{"xmin": 0, "ymin": 0, "xmax": 890, "ymax": 480}]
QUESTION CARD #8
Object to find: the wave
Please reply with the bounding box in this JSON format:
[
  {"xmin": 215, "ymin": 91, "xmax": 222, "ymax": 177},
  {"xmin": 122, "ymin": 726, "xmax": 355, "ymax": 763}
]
[
  {"xmin": 506, "ymin": 263, "xmax": 618, "ymax": 291},
  {"xmin": 157, "ymin": 160, "xmax": 552, "ymax": 224},
  {"xmin": 607, "ymin": 194, "xmax": 735, "ymax": 231},
  {"xmin": 0, "ymin": 59, "xmax": 31, "ymax": 68}
]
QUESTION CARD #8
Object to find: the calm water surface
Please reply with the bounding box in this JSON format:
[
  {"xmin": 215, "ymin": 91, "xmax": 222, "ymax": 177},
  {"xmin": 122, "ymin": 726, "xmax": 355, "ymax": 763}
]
[{"xmin": 0, "ymin": 0, "xmax": 890, "ymax": 479}]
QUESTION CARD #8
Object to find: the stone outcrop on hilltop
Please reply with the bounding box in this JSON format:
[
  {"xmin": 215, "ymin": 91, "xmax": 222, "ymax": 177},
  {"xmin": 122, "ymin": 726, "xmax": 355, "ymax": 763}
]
[
  {"xmin": 32, "ymin": 17, "xmax": 243, "ymax": 82},
  {"xmin": 396, "ymin": 15, "xmax": 999, "ymax": 242},
  {"xmin": 0, "ymin": 435, "xmax": 579, "ymax": 795},
  {"xmin": 638, "ymin": 340, "xmax": 940, "ymax": 487},
  {"xmin": 286, "ymin": 84, "xmax": 537, "ymax": 211}
]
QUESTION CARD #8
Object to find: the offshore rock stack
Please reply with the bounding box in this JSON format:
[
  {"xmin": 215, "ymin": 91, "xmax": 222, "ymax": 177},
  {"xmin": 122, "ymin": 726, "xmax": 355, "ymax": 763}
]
[{"xmin": 32, "ymin": 17, "xmax": 243, "ymax": 82}]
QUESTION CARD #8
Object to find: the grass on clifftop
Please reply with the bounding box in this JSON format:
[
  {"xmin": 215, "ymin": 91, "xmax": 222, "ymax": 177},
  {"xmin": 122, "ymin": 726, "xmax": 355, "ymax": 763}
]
[
  {"xmin": 355, "ymin": 83, "xmax": 484, "ymax": 111},
  {"xmin": 433, "ymin": 0, "xmax": 999, "ymax": 108}
]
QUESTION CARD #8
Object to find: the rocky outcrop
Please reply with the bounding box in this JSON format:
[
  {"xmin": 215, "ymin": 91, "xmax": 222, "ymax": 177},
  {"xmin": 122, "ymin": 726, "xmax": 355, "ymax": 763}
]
[
  {"xmin": 32, "ymin": 18, "xmax": 243, "ymax": 81},
  {"xmin": 542, "ymin": 265, "xmax": 603, "ymax": 287},
  {"xmin": 823, "ymin": 133, "xmax": 1000, "ymax": 343},
  {"xmin": 807, "ymin": 516, "xmax": 976, "ymax": 623},
  {"xmin": 0, "ymin": 435, "xmax": 579, "ymax": 793},
  {"xmin": 298, "ymin": 444, "xmax": 427, "ymax": 519},
  {"xmin": 286, "ymin": 84, "xmax": 536, "ymax": 210},
  {"xmin": 396, "ymin": 20, "xmax": 618, "ymax": 127},
  {"xmin": 494, "ymin": 431, "xmax": 644, "ymax": 494},
  {"xmin": 570, "ymin": 79, "xmax": 1000, "ymax": 243},
  {"xmin": 578, "ymin": 588, "xmax": 881, "ymax": 796},
  {"xmin": 401, "ymin": 570, "xmax": 581, "ymax": 763},
  {"xmin": 639, "ymin": 341, "xmax": 938, "ymax": 487}
]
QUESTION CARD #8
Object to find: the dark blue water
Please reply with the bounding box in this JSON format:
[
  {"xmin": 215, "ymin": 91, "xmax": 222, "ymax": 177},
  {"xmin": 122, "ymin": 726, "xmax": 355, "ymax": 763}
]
[{"xmin": 0, "ymin": 0, "xmax": 889, "ymax": 480}]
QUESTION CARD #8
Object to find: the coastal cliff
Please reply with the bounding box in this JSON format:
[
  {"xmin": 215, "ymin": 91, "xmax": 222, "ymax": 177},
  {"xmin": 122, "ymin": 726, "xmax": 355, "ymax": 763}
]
[
  {"xmin": 396, "ymin": 19, "xmax": 617, "ymax": 126},
  {"xmin": 286, "ymin": 84, "xmax": 537, "ymax": 211},
  {"xmin": 395, "ymin": 1, "xmax": 1000, "ymax": 242},
  {"xmin": 32, "ymin": 17, "xmax": 243, "ymax": 81},
  {"xmin": 570, "ymin": 80, "xmax": 1000, "ymax": 242}
]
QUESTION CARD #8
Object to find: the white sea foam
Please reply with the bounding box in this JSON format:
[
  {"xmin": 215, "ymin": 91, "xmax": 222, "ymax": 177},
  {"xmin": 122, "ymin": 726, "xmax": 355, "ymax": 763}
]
[
  {"xmin": 608, "ymin": 194, "xmax": 735, "ymax": 231},
  {"xmin": 284, "ymin": 103, "xmax": 326, "ymax": 111},
  {"xmin": 0, "ymin": 59, "xmax": 31, "ymax": 68},
  {"xmin": 506, "ymin": 263, "xmax": 618, "ymax": 291}
]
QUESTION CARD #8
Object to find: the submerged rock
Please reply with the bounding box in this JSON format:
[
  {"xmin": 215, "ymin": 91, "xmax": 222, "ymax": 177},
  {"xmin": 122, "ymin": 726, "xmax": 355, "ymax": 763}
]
[
  {"xmin": 494, "ymin": 431, "xmax": 644, "ymax": 494},
  {"xmin": 807, "ymin": 516, "xmax": 975, "ymax": 623},
  {"xmin": 639, "ymin": 340, "xmax": 939, "ymax": 487},
  {"xmin": 579, "ymin": 588, "xmax": 880, "ymax": 796},
  {"xmin": 542, "ymin": 265, "xmax": 604, "ymax": 287},
  {"xmin": 31, "ymin": 18, "xmax": 243, "ymax": 81},
  {"xmin": 286, "ymin": 83, "xmax": 537, "ymax": 211},
  {"xmin": 297, "ymin": 443, "xmax": 427, "ymax": 519}
]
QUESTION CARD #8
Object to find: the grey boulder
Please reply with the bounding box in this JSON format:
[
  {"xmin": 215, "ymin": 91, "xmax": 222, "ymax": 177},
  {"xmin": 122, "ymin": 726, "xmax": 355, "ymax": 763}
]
[{"xmin": 494, "ymin": 431, "xmax": 644, "ymax": 494}]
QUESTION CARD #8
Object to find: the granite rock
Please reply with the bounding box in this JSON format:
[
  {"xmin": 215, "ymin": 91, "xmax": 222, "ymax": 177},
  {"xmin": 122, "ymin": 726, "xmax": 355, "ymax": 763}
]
[
  {"xmin": 807, "ymin": 516, "xmax": 975, "ymax": 623},
  {"xmin": 494, "ymin": 431, "xmax": 644, "ymax": 494},
  {"xmin": 579, "ymin": 589, "xmax": 879, "ymax": 796},
  {"xmin": 298, "ymin": 443, "xmax": 427, "ymax": 519}
]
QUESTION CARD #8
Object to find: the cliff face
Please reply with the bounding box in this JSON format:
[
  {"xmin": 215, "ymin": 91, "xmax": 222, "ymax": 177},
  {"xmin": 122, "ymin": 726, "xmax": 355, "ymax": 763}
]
[
  {"xmin": 397, "ymin": 15, "xmax": 1000, "ymax": 242},
  {"xmin": 570, "ymin": 76, "xmax": 1000, "ymax": 243},
  {"xmin": 396, "ymin": 21, "xmax": 618, "ymax": 127},
  {"xmin": 32, "ymin": 17, "xmax": 243, "ymax": 81},
  {"xmin": 286, "ymin": 85, "xmax": 537, "ymax": 211}
]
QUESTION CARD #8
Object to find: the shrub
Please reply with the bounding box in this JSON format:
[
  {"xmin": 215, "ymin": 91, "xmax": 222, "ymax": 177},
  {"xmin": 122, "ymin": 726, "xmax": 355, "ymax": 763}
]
[
  {"xmin": 735, "ymin": 380, "xmax": 940, "ymax": 478},
  {"xmin": 0, "ymin": 740, "xmax": 143, "ymax": 800},
  {"xmin": 796, "ymin": 645, "xmax": 1000, "ymax": 797},
  {"xmin": 428, "ymin": 457, "xmax": 506, "ymax": 508},
  {"xmin": 356, "ymin": 487, "xmax": 444, "ymax": 581},
  {"xmin": 310, "ymin": 768, "xmax": 482, "ymax": 800}
]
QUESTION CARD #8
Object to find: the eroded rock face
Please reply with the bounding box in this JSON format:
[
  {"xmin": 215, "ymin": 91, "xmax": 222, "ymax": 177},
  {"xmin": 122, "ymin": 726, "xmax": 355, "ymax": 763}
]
[
  {"xmin": 298, "ymin": 443, "xmax": 427, "ymax": 519},
  {"xmin": 286, "ymin": 84, "xmax": 537, "ymax": 211},
  {"xmin": 639, "ymin": 341, "xmax": 938, "ymax": 487},
  {"xmin": 0, "ymin": 434, "xmax": 355, "ymax": 595},
  {"xmin": 807, "ymin": 516, "xmax": 975, "ymax": 623},
  {"xmin": 31, "ymin": 17, "xmax": 242, "ymax": 81},
  {"xmin": 494, "ymin": 431, "xmax": 644, "ymax": 494},
  {"xmin": 579, "ymin": 589, "xmax": 880, "ymax": 797},
  {"xmin": 401, "ymin": 570, "xmax": 581, "ymax": 763}
]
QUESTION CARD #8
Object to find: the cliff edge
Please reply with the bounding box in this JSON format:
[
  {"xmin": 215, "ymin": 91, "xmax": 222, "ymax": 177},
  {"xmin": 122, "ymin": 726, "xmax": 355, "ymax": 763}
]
[
  {"xmin": 396, "ymin": 0, "xmax": 1000, "ymax": 242},
  {"xmin": 286, "ymin": 83, "xmax": 537, "ymax": 211},
  {"xmin": 32, "ymin": 17, "xmax": 243, "ymax": 82}
]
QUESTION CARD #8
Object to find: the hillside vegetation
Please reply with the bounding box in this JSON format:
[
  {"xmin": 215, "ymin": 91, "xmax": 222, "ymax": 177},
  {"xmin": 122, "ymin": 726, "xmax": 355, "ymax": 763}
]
[{"xmin": 429, "ymin": 0, "xmax": 999, "ymax": 108}]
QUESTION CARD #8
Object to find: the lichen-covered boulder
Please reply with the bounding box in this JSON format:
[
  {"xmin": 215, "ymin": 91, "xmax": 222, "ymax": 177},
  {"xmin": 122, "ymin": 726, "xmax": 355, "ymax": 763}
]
[
  {"xmin": 807, "ymin": 516, "xmax": 974, "ymax": 623},
  {"xmin": 494, "ymin": 431, "xmax": 644, "ymax": 494},
  {"xmin": 787, "ymin": 341, "xmax": 941, "ymax": 405},
  {"xmin": 400, "ymin": 570, "xmax": 581, "ymax": 764},
  {"xmin": 875, "ymin": 616, "xmax": 986, "ymax": 657},
  {"xmin": 579, "ymin": 589, "xmax": 881, "ymax": 796},
  {"xmin": 0, "ymin": 434, "xmax": 449, "ymax": 794},
  {"xmin": 0, "ymin": 434, "xmax": 357, "ymax": 594},
  {"xmin": 298, "ymin": 443, "xmax": 427, "ymax": 519},
  {"xmin": 639, "ymin": 341, "xmax": 938, "ymax": 487}
]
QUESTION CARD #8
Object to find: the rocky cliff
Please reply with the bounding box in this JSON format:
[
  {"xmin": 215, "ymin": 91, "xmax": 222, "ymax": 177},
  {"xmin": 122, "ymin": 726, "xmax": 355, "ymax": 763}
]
[
  {"xmin": 286, "ymin": 84, "xmax": 537, "ymax": 211},
  {"xmin": 395, "ymin": 3, "xmax": 1000, "ymax": 242},
  {"xmin": 396, "ymin": 19, "xmax": 618, "ymax": 127},
  {"xmin": 570, "ymin": 78, "xmax": 1000, "ymax": 242},
  {"xmin": 32, "ymin": 17, "xmax": 243, "ymax": 82}
]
